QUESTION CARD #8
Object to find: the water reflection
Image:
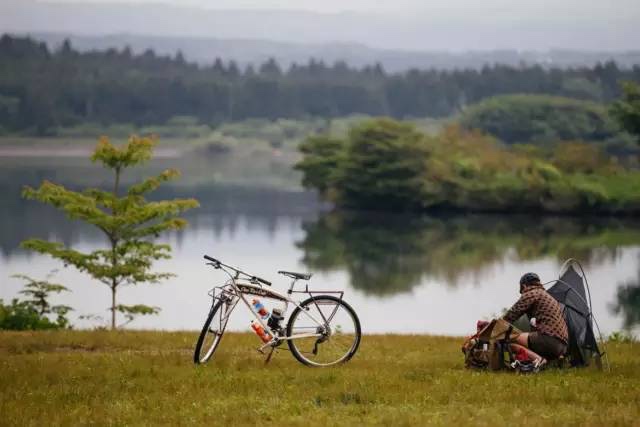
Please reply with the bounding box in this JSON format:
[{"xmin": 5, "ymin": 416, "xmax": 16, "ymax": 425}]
[
  {"xmin": 2, "ymin": 185, "xmax": 640, "ymax": 334},
  {"xmin": 297, "ymin": 212, "xmax": 640, "ymax": 296},
  {"xmin": 612, "ymin": 259, "xmax": 640, "ymax": 330},
  {"xmin": 0, "ymin": 150, "xmax": 304, "ymax": 256},
  {"xmin": 0, "ymin": 183, "xmax": 323, "ymax": 257}
]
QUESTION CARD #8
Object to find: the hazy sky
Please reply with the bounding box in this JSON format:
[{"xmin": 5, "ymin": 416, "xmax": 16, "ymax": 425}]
[
  {"xmin": 6, "ymin": 0, "xmax": 640, "ymax": 50},
  {"xmin": 67, "ymin": 0, "xmax": 640, "ymax": 17}
]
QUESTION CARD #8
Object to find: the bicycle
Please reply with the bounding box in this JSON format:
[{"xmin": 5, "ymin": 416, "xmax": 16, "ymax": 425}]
[{"xmin": 193, "ymin": 255, "xmax": 362, "ymax": 367}]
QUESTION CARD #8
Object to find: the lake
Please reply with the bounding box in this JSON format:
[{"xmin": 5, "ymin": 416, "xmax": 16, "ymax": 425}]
[{"xmin": 1, "ymin": 152, "xmax": 639, "ymax": 336}]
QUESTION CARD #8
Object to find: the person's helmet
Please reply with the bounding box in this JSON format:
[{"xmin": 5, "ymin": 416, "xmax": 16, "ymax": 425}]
[{"xmin": 519, "ymin": 272, "xmax": 540, "ymax": 286}]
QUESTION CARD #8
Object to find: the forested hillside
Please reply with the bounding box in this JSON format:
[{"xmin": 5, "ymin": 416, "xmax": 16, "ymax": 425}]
[
  {"xmin": 29, "ymin": 33, "xmax": 640, "ymax": 72},
  {"xmin": 1, "ymin": 35, "xmax": 640, "ymax": 135}
]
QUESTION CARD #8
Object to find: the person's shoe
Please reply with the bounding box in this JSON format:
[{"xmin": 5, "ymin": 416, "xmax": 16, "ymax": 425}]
[{"xmin": 533, "ymin": 358, "xmax": 547, "ymax": 372}]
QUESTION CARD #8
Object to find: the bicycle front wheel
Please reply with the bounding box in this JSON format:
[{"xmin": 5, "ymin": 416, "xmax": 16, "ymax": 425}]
[
  {"xmin": 193, "ymin": 300, "xmax": 230, "ymax": 364},
  {"xmin": 286, "ymin": 295, "xmax": 361, "ymax": 367}
]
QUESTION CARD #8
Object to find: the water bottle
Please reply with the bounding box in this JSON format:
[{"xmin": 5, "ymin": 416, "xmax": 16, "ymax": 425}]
[
  {"xmin": 250, "ymin": 320, "xmax": 272, "ymax": 343},
  {"xmin": 252, "ymin": 299, "xmax": 270, "ymax": 320}
]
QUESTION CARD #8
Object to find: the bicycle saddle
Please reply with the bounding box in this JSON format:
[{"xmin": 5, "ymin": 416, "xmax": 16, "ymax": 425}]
[{"xmin": 278, "ymin": 270, "xmax": 312, "ymax": 280}]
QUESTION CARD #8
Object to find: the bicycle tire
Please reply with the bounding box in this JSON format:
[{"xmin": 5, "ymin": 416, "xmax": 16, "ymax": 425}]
[
  {"xmin": 286, "ymin": 295, "xmax": 361, "ymax": 367},
  {"xmin": 193, "ymin": 300, "xmax": 227, "ymax": 364}
]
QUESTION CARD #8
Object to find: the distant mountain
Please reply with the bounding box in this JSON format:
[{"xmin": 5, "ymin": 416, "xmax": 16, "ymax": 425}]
[
  {"xmin": 19, "ymin": 33, "xmax": 640, "ymax": 72},
  {"xmin": 1, "ymin": 0, "xmax": 639, "ymax": 52}
]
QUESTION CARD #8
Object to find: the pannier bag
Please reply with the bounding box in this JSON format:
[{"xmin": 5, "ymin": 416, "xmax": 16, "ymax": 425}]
[{"xmin": 462, "ymin": 319, "xmax": 522, "ymax": 371}]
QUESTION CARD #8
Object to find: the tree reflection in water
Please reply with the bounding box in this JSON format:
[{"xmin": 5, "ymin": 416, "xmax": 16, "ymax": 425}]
[
  {"xmin": 612, "ymin": 259, "xmax": 640, "ymax": 330},
  {"xmin": 297, "ymin": 212, "xmax": 640, "ymax": 296}
]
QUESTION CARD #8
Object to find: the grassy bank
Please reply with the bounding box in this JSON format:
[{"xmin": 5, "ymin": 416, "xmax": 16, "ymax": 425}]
[{"xmin": 1, "ymin": 331, "xmax": 638, "ymax": 426}]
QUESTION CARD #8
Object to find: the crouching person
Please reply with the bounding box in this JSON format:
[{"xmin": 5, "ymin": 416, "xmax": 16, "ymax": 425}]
[{"xmin": 503, "ymin": 273, "xmax": 569, "ymax": 370}]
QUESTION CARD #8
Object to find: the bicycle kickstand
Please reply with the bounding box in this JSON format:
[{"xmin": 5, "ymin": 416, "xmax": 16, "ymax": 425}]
[{"xmin": 264, "ymin": 346, "xmax": 276, "ymax": 364}]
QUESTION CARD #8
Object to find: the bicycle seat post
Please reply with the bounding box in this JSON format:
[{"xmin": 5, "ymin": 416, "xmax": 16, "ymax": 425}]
[{"xmin": 287, "ymin": 278, "xmax": 298, "ymax": 294}]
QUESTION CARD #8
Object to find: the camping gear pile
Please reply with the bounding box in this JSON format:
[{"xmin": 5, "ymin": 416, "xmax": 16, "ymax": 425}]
[
  {"xmin": 462, "ymin": 318, "xmax": 526, "ymax": 371},
  {"xmin": 462, "ymin": 259, "xmax": 608, "ymax": 372}
]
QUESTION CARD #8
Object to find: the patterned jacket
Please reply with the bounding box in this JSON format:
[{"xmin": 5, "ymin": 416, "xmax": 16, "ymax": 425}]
[{"xmin": 503, "ymin": 283, "xmax": 569, "ymax": 343}]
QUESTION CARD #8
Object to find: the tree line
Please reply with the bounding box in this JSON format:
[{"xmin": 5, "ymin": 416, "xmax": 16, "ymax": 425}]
[{"xmin": 1, "ymin": 34, "xmax": 640, "ymax": 135}]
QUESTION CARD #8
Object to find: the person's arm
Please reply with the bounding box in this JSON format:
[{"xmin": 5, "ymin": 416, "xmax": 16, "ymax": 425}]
[{"xmin": 503, "ymin": 291, "xmax": 536, "ymax": 323}]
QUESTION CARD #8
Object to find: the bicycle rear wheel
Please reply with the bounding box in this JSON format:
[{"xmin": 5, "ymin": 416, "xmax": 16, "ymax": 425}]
[
  {"xmin": 193, "ymin": 300, "xmax": 231, "ymax": 364},
  {"xmin": 287, "ymin": 295, "xmax": 361, "ymax": 367}
]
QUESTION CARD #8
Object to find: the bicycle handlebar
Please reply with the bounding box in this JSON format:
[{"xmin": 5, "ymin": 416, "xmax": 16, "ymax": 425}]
[
  {"xmin": 252, "ymin": 276, "xmax": 272, "ymax": 286},
  {"xmin": 203, "ymin": 255, "xmax": 272, "ymax": 286},
  {"xmin": 203, "ymin": 255, "xmax": 220, "ymax": 264}
]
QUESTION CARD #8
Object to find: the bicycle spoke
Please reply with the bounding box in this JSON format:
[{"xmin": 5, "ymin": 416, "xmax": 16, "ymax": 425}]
[
  {"xmin": 309, "ymin": 300, "xmax": 340, "ymax": 326},
  {"xmin": 194, "ymin": 299, "xmax": 235, "ymax": 364},
  {"xmin": 287, "ymin": 297, "xmax": 361, "ymax": 367}
]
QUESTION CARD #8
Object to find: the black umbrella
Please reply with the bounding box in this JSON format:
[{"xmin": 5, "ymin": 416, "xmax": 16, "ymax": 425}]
[{"xmin": 547, "ymin": 259, "xmax": 606, "ymax": 368}]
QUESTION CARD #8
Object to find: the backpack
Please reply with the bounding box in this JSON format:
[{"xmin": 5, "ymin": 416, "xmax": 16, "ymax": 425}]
[{"xmin": 462, "ymin": 319, "xmax": 522, "ymax": 371}]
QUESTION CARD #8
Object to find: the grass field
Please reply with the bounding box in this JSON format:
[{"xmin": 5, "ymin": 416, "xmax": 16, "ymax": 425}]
[{"xmin": 0, "ymin": 331, "xmax": 638, "ymax": 426}]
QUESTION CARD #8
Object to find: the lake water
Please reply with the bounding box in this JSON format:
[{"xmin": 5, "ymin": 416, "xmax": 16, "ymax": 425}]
[{"xmin": 1, "ymin": 153, "xmax": 639, "ymax": 336}]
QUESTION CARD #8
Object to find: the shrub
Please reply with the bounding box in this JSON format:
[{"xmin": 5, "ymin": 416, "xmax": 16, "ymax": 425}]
[
  {"xmin": 1, "ymin": 272, "xmax": 73, "ymax": 330},
  {"xmin": 339, "ymin": 118, "xmax": 429, "ymax": 210},
  {"xmin": 0, "ymin": 299, "xmax": 63, "ymax": 330},
  {"xmin": 552, "ymin": 142, "xmax": 618, "ymax": 174},
  {"xmin": 460, "ymin": 94, "xmax": 619, "ymax": 144},
  {"xmin": 610, "ymin": 81, "xmax": 640, "ymax": 144},
  {"xmin": 296, "ymin": 135, "xmax": 346, "ymax": 198}
]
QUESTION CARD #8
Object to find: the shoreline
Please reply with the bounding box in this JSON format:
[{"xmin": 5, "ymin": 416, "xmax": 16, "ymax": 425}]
[{"xmin": 0, "ymin": 146, "xmax": 183, "ymax": 158}]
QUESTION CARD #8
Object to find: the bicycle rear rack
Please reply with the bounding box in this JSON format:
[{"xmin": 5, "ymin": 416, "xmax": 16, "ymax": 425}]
[{"xmin": 290, "ymin": 284, "xmax": 344, "ymax": 300}]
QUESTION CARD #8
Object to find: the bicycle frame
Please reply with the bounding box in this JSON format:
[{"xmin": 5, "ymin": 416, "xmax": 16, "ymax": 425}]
[{"xmin": 208, "ymin": 261, "xmax": 344, "ymax": 352}]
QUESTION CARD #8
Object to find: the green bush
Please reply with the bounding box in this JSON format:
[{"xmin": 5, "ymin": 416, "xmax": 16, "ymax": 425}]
[
  {"xmin": 611, "ymin": 81, "xmax": 640, "ymax": 144},
  {"xmin": 296, "ymin": 135, "xmax": 346, "ymax": 198},
  {"xmin": 0, "ymin": 299, "xmax": 63, "ymax": 330},
  {"xmin": 1, "ymin": 273, "xmax": 73, "ymax": 330},
  {"xmin": 460, "ymin": 94, "xmax": 619, "ymax": 144},
  {"xmin": 339, "ymin": 118, "xmax": 429, "ymax": 210}
]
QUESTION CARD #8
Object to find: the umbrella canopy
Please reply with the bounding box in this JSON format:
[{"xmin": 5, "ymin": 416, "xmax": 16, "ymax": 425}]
[{"xmin": 547, "ymin": 263, "xmax": 601, "ymax": 367}]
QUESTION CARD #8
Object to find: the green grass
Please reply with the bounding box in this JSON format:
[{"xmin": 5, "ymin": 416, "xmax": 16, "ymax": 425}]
[{"xmin": 1, "ymin": 331, "xmax": 638, "ymax": 426}]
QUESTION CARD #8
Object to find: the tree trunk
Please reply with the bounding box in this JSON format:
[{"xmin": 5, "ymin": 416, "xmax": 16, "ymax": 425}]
[
  {"xmin": 110, "ymin": 167, "xmax": 120, "ymax": 330},
  {"xmin": 111, "ymin": 284, "xmax": 116, "ymax": 329},
  {"xmin": 114, "ymin": 167, "xmax": 121, "ymax": 197}
]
